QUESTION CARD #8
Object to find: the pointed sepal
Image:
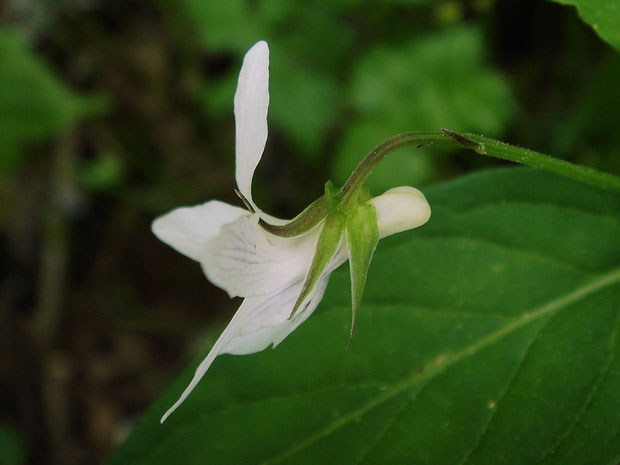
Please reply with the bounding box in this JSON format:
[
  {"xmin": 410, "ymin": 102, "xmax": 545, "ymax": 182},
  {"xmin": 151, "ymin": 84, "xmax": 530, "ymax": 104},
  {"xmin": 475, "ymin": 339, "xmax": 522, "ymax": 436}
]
[
  {"xmin": 289, "ymin": 211, "xmax": 345, "ymax": 319},
  {"xmin": 345, "ymin": 203, "xmax": 379, "ymax": 347}
]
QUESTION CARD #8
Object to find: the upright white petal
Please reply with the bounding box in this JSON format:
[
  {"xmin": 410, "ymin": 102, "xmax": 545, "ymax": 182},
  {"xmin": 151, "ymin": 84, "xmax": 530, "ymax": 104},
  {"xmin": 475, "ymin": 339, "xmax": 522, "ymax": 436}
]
[
  {"xmin": 370, "ymin": 186, "xmax": 431, "ymax": 239},
  {"xmin": 200, "ymin": 214, "xmax": 319, "ymax": 298},
  {"xmin": 160, "ymin": 274, "xmax": 330, "ymax": 423},
  {"xmin": 234, "ymin": 41, "xmax": 269, "ymax": 208},
  {"xmin": 152, "ymin": 200, "xmax": 248, "ymax": 261}
]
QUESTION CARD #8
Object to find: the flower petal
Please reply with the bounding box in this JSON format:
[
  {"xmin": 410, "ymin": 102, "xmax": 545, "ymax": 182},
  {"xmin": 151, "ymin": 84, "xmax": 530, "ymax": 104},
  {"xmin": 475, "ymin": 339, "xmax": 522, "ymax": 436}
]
[
  {"xmin": 370, "ymin": 186, "xmax": 431, "ymax": 239},
  {"xmin": 224, "ymin": 274, "xmax": 330, "ymax": 354},
  {"xmin": 200, "ymin": 214, "xmax": 318, "ymax": 298},
  {"xmin": 234, "ymin": 40, "xmax": 269, "ymax": 208},
  {"xmin": 160, "ymin": 274, "xmax": 330, "ymax": 423},
  {"xmin": 152, "ymin": 200, "xmax": 248, "ymax": 261}
]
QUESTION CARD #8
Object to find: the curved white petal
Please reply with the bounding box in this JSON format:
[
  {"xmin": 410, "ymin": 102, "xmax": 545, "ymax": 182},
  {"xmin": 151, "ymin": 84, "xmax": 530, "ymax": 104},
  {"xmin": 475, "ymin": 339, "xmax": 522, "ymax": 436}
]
[
  {"xmin": 224, "ymin": 274, "xmax": 330, "ymax": 354},
  {"xmin": 160, "ymin": 273, "xmax": 330, "ymax": 423},
  {"xmin": 370, "ymin": 186, "xmax": 431, "ymax": 239},
  {"xmin": 234, "ymin": 41, "xmax": 269, "ymax": 208},
  {"xmin": 200, "ymin": 214, "xmax": 319, "ymax": 298},
  {"xmin": 152, "ymin": 200, "xmax": 248, "ymax": 261}
]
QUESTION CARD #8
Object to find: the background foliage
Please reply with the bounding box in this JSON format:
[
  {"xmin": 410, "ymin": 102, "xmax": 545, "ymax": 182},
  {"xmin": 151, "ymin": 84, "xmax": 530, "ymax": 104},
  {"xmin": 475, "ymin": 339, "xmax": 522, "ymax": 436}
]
[{"xmin": 1, "ymin": 0, "xmax": 619, "ymax": 464}]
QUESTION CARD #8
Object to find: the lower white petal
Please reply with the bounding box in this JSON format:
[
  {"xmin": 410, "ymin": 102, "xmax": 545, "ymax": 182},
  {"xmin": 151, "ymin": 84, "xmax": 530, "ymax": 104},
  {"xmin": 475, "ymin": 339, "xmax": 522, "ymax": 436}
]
[
  {"xmin": 152, "ymin": 200, "xmax": 248, "ymax": 261},
  {"xmin": 160, "ymin": 273, "xmax": 331, "ymax": 423},
  {"xmin": 370, "ymin": 186, "xmax": 431, "ymax": 239},
  {"xmin": 224, "ymin": 275, "xmax": 330, "ymax": 354}
]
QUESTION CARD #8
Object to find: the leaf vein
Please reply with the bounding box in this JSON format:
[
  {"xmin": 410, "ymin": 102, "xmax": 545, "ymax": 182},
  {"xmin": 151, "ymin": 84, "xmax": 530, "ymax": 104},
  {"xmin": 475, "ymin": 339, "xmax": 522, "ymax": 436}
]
[
  {"xmin": 535, "ymin": 304, "xmax": 620, "ymax": 464},
  {"xmin": 261, "ymin": 269, "xmax": 620, "ymax": 464},
  {"xmin": 457, "ymin": 306, "xmax": 558, "ymax": 465}
]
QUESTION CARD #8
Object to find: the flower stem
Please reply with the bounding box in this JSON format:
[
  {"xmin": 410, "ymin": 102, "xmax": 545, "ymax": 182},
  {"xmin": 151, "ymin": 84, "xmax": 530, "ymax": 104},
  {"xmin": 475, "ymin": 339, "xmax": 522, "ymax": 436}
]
[{"xmin": 340, "ymin": 130, "xmax": 620, "ymax": 203}]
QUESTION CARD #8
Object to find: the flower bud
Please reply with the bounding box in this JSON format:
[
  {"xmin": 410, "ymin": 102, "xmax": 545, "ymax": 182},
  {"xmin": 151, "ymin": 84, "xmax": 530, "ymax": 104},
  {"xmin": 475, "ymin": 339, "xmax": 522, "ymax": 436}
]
[{"xmin": 369, "ymin": 186, "xmax": 431, "ymax": 239}]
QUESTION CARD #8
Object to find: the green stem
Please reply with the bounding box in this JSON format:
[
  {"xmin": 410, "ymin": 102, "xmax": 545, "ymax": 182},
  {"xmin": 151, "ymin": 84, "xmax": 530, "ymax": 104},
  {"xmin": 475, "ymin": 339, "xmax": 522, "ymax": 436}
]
[
  {"xmin": 457, "ymin": 130, "xmax": 620, "ymax": 193},
  {"xmin": 341, "ymin": 130, "xmax": 620, "ymax": 203},
  {"xmin": 340, "ymin": 133, "xmax": 454, "ymax": 204},
  {"xmin": 259, "ymin": 196, "xmax": 328, "ymax": 237},
  {"xmin": 266, "ymin": 130, "xmax": 620, "ymax": 237}
]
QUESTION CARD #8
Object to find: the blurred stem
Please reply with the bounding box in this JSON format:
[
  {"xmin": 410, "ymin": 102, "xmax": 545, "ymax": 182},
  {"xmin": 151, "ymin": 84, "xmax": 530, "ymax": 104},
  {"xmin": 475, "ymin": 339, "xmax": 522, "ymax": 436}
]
[
  {"xmin": 32, "ymin": 130, "xmax": 77, "ymax": 462},
  {"xmin": 33, "ymin": 132, "xmax": 75, "ymax": 347},
  {"xmin": 340, "ymin": 130, "xmax": 620, "ymax": 203}
]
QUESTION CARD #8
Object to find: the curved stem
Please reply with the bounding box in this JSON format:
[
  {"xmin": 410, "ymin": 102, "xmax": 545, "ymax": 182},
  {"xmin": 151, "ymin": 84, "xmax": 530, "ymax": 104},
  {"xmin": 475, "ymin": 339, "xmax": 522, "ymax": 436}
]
[
  {"xmin": 259, "ymin": 196, "xmax": 328, "ymax": 237},
  {"xmin": 340, "ymin": 132, "xmax": 454, "ymax": 204},
  {"xmin": 341, "ymin": 130, "xmax": 620, "ymax": 203},
  {"xmin": 265, "ymin": 130, "xmax": 620, "ymax": 237}
]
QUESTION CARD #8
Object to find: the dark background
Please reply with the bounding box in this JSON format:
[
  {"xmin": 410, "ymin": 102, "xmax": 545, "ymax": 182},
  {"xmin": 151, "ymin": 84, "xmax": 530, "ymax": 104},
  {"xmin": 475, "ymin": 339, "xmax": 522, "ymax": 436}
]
[{"xmin": 1, "ymin": 0, "xmax": 619, "ymax": 463}]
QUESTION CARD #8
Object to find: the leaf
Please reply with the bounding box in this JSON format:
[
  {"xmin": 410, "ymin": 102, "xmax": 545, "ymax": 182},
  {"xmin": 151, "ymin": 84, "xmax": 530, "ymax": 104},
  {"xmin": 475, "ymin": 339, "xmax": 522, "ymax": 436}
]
[
  {"xmin": 550, "ymin": 56, "xmax": 620, "ymax": 175},
  {"xmin": 0, "ymin": 28, "xmax": 104, "ymax": 172},
  {"xmin": 550, "ymin": 0, "xmax": 620, "ymax": 52},
  {"xmin": 110, "ymin": 168, "xmax": 620, "ymax": 465},
  {"xmin": 268, "ymin": 50, "xmax": 341, "ymax": 157},
  {"xmin": 332, "ymin": 26, "xmax": 515, "ymax": 191},
  {"xmin": 174, "ymin": 0, "xmax": 258, "ymax": 53},
  {"xmin": 77, "ymin": 153, "xmax": 126, "ymax": 192}
]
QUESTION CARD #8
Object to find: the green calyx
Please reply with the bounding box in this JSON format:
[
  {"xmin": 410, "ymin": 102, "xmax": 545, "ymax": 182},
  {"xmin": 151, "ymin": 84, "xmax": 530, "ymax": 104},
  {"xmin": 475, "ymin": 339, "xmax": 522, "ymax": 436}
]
[
  {"xmin": 259, "ymin": 179, "xmax": 372, "ymax": 238},
  {"xmin": 287, "ymin": 181, "xmax": 379, "ymax": 344},
  {"xmin": 288, "ymin": 208, "xmax": 346, "ymax": 319},
  {"xmin": 288, "ymin": 181, "xmax": 344, "ymax": 319}
]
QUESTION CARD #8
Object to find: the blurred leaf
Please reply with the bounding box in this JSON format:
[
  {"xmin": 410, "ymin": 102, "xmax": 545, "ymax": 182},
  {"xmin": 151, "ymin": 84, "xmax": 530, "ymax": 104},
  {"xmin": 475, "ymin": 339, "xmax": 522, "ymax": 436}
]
[
  {"xmin": 333, "ymin": 26, "xmax": 515, "ymax": 191},
  {"xmin": 551, "ymin": 0, "xmax": 620, "ymax": 51},
  {"xmin": 189, "ymin": 1, "xmax": 350, "ymax": 160},
  {"xmin": 350, "ymin": 27, "xmax": 514, "ymax": 134},
  {"xmin": 0, "ymin": 28, "xmax": 105, "ymax": 172},
  {"xmin": 0, "ymin": 425, "xmax": 24, "ymax": 465},
  {"xmin": 77, "ymin": 153, "xmax": 126, "ymax": 192},
  {"xmin": 550, "ymin": 56, "xmax": 620, "ymax": 174},
  {"xmin": 110, "ymin": 169, "xmax": 620, "ymax": 465},
  {"xmin": 379, "ymin": 0, "xmax": 432, "ymax": 4},
  {"xmin": 176, "ymin": 0, "xmax": 261, "ymax": 53},
  {"xmin": 269, "ymin": 50, "xmax": 341, "ymax": 157},
  {"xmin": 202, "ymin": 50, "xmax": 342, "ymax": 161}
]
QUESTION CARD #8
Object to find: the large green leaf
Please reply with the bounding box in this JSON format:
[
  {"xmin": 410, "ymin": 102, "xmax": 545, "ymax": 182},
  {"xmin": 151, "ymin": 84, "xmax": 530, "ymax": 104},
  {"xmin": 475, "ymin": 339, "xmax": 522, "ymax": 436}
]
[
  {"xmin": 551, "ymin": 0, "xmax": 620, "ymax": 52},
  {"xmin": 110, "ymin": 168, "xmax": 620, "ymax": 465}
]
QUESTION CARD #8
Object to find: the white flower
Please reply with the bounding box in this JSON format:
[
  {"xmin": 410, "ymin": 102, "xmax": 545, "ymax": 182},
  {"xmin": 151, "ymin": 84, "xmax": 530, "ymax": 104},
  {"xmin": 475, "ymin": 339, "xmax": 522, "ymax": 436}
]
[{"xmin": 152, "ymin": 41, "xmax": 431, "ymax": 423}]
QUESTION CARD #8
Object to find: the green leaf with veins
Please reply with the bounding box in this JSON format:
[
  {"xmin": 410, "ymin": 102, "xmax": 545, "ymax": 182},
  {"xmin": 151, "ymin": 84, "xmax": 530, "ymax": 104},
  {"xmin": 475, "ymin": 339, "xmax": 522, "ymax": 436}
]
[{"xmin": 110, "ymin": 168, "xmax": 620, "ymax": 465}]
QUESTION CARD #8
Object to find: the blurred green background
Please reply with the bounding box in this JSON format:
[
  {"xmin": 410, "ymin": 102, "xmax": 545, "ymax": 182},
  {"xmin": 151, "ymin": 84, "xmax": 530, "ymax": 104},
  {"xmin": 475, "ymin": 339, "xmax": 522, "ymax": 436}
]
[{"xmin": 1, "ymin": 0, "xmax": 619, "ymax": 463}]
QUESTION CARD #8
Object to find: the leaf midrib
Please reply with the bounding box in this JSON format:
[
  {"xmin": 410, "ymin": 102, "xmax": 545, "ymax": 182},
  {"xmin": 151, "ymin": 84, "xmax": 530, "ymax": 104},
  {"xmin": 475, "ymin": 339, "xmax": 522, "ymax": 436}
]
[{"xmin": 261, "ymin": 267, "xmax": 620, "ymax": 465}]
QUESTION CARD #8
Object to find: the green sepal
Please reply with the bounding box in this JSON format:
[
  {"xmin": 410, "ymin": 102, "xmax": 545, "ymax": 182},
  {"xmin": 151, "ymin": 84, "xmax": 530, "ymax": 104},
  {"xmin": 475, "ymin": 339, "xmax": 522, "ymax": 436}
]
[
  {"xmin": 345, "ymin": 203, "xmax": 379, "ymax": 347},
  {"xmin": 289, "ymin": 210, "xmax": 346, "ymax": 319}
]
